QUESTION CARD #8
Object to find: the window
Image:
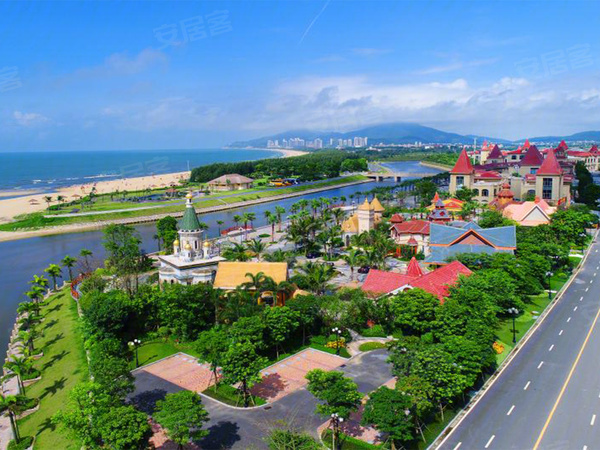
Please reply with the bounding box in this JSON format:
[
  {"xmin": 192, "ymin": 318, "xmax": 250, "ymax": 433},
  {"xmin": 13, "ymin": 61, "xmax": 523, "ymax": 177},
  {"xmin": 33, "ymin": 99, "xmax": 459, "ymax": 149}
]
[
  {"xmin": 482, "ymin": 189, "xmax": 489, "ymax": 197},
  {"xmin": 456, "ymin": 176, "xmax": 464, "ymax": 187},
  {"xmin": 530, "ymin": 168, "xmax": 537, "ymax": 174},
  {"xmin": 542, "ymin": 178, "xmax": 553, "ymax": 199}
]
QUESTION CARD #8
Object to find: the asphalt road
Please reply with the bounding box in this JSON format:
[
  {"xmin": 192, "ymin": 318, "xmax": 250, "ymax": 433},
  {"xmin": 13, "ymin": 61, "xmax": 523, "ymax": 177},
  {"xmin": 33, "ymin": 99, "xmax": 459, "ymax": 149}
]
[
  {"xmin": 437, "ymin": 238, "xmax": 600, "ymax": 450},
  {"xmin": 132, "ymin": 349, "xmax": 393, "ymax": 449}
]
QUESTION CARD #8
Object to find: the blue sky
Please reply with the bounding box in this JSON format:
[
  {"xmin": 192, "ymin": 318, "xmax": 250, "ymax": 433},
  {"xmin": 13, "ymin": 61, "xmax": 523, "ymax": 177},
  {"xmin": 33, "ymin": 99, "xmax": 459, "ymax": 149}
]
[{"xmin": 1, "ymin": 0, "xmax": 599, "ymax": 150}]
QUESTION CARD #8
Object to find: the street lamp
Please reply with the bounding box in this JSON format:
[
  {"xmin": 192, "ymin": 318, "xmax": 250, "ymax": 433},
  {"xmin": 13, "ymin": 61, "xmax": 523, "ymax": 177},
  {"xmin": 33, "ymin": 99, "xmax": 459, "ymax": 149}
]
[
  {"xmin": 546, "ymin": 271, "xmax": 554, "ymax": 300},
  {"xmin": 332, "ymin": 327, "xmax": 342, "ymax": 356},
  {"xmin": 330, "ymin": 413, "xmax": 344, "ymax": 450},
  {"xmin": 580, "ymin": 232, "xmax": 587, "ymax": 254},
  {"xmin": 507, "ymin": 308, "xmax": 519, "ymax": 344},
  {"xmin": 128, "ymin": 339, "xmax": 141, "ymax": 368}
]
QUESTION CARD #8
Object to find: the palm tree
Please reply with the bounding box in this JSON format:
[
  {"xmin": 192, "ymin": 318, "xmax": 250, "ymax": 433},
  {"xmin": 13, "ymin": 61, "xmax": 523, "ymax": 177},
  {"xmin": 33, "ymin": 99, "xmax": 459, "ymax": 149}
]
[
  {"xmin": 275, "ymin": 206, "xmax": 286, "ymax": 232},
  {"xmin": 343, "ymin": 248, "xmax": 364, "ymax": 280},
  {"xmin": 44, "ymin": 264, "xmax": 62, "ymax": 291},
  {"xmin": 242, "ymin": 271, "xmax": 273, "ymax": 295},
  {"xmin": 61, "ymin": 255, "xmax": 77, "ymax": 281},
  {"xmin": 43, "ymin": 195, "xmax": 52, "ymax": 210},
  {"xmin": 0, "ymin": 394, "xmax": 29, "ymax": 444},
  {"xmin": 242, "ymin": 212, "xmax": 255, "ymax": 241},
  {"xmin": 298, "ymin": 199, "xmax": 309, "ymax": 211},
  {"xmin": 16, "ymin": 329, "xmax": 37, "ymax": 355},
  {"xmin": 216, "ymin": 220, "xmax": 224, "ymax": 235},
  {"xmin": 246, "ymin": 238, "xmax": 267, "ymax": 261},
  {"xmin": 340, "ymin": 196, "xmax": 347, "ymax": 205},
  {"xmin": 233, "ymin": 214, "xmax": 242, "ymax": 229},
  {"xmin": 3, "ymin": 355, "xmax": 34, "ymax": 395},
  {"xmin": 56, "ymin": 195, "xmax": 65, "ymax": 209},
  {"xmin": 299, "ymin": 262, "xmax": 336, "ymax": 295},
  {"xmin": 332, "ymin": 208, "xmax": 346, "ymax": 226},
  {"xmin": 310, "ymin": 199, "xmax": 321, "ymax": 217},
  {"xmin": 25, "ymin": 286, "xmax": 45, "ymax": 305},
  {"xmin": 18, "ymin": 313, "xmax": 41, "ymax": 332},
  {"xmin": 17, "ymin": 301, "xmax": 40, "ymax": 318},
  {"xmin": 79, "ymin": 248, "xmax": 93, "ymax": 274},
  {"xmin": 264, "ymin": 210, "xmax": 274, "ymax": 236},
  {"xmin": 222, "ymin": 243, "xmax": 249, "ymax": 262}
]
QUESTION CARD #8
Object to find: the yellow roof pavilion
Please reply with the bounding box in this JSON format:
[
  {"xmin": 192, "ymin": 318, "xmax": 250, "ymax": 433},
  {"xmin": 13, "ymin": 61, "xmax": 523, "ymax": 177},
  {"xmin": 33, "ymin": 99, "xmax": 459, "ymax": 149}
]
[{"xmin": 213, "ymin": 261, "xmax": 288, "ymax": 290}]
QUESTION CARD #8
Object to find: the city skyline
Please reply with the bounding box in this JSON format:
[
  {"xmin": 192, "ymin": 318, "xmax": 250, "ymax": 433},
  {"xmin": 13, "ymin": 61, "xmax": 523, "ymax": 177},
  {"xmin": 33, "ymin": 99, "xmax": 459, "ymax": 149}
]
[{"xmin": 1, "ymin": 1, "xmax": 600, "ymax": 151}]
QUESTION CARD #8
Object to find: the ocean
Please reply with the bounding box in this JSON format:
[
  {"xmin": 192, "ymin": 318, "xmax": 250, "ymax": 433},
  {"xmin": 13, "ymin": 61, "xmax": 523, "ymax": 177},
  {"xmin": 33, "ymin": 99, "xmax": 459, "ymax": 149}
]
[{"xmin": 0, "ymin": 148, "xmax": 279, "ymax": 194}]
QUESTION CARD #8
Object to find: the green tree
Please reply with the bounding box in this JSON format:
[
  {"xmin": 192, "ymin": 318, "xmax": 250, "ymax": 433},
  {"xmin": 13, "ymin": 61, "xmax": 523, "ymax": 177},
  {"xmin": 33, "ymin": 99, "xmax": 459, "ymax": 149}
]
[
  {"xmin": 246, "ymin": 238, "xmax": 267, "ymax": 261},
  {"xmin": 102, "ymin": 224, "xmax": 145, "ymax": 296},
  {"xmin": 221, "ymin": 341, "xmax": 267, "ymax": 407},
  {"xmin": 154, "ymin": 391, "xmax": 210, "ymax": 450},
  {"xmin": 395, "ymin": 375, "xmax": 435, "ymax": 441},
  {"xmin": 265, "ymin": 427, "xmax": 321, "ymax": 450},
  {"xmin": 222, "ymin": 242, "xmax": 250, "ymax": 261},
  {"xmin": 286, "ymin": 295, "xmax": 321, "ymax": 345},
  {"xmin": 53, "ymin": 382, "xmax": 114, "ymax": 448},
  {"xmin": 0, "ymin": 394, "xmax": 30, "ymax": 444},
  {"xmin": 275, "ymin": 206, "xmax": 286, "ymax": 232},
  {"xmin": 44, "ymin": 263, "xmax": 62, "ymax": 291},
  {"xmin": 361, "ymin": 387, "xmax": 414, "ymax": 450},
  {"xmin": 79, "ymin": 248, "xmax": 93, "ymax": 273},
  {"xmin": 88, "ymin": 353, "xmax": 134, "ymax": 400},
  {"xmin": 478, "ymin": 210, "xmax": 514, "ymax": 228},
  {"xmin": 305, "ymin": 369, "xmax": 362, "ymax": 450},
  {"xmin": 3, "ymin": 355, "xmax": 35, "ymax": 395},
  {"xmin": 156, "ymin": 216, "xmax": 179, "ymax": 253},
  {"xmin": 263, "ymin": 306, "xmax": 300, "ymax": 358},
  {"xmin": 389, "ymin": 288, "xmax": 439, "ymax": 336},
  {"xmin": 454, "ymin": 187, "xmax": 476, "ymax": 202},
  {"xmin": 98, "ymin": 405, "xmax": 152, "ymax": 450},
  {"xmin": 194, "ymin": 328, "xmax": 230, "ymax": 390},
  {"xmin": 61, "ymin": 255, "xmax": 78, "ymax": 281}
]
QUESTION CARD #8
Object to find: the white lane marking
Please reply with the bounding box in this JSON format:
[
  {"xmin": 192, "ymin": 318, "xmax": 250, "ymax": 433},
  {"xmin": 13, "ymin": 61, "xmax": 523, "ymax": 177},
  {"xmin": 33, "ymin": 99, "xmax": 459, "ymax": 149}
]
[
  {"xmin": 549, "ymin": 344, "xmax": 554, "ymax": 351},
  {"xmin": 524, "ymin": 381, "xmax": 531, "ymax": 390},
  {"xmin": 559, "ymin": 329, "xmax": 564, "ymax": 336},
  {"xmin": 581, "ymin": 296, "xmax": 584, "ymax": 301},
  {"xmin": 567, "ymin": 317, "xmax": 572, "ymax": 323},
  {"xmin": 590, "ymin": 279, "xmax": 594, "ymax": 284},
  {"xmin": 591, "ymin": 414, "xmax": 596, "ymax": 426},
  {"xmin": 575, "ymin": 306, "xmax": 578, "ymax": 311},
  {"xmin": 586, "ymin": 287, "xmax": 590, "ymax": 292},
  {"xmin": 453, "ymin": 443, "xmax": 462, "ymax": 450},
  {"xmin": 507, "ymin": 405, "xmax": 515, "ymax": 416},
  {"xmin": 485, "ymin": 435, "xmax": 495, "ymax": 448},
  {"xmin": 595, "ymin": 273, "xmax": 597, "ymax": 277},
  {"xmin": 584, "ymin": 446, "xmax": 588, "ymax": 450},
  {"xmin": 538, "ymin": 361, "xmax": 544, "ymax": 369}
]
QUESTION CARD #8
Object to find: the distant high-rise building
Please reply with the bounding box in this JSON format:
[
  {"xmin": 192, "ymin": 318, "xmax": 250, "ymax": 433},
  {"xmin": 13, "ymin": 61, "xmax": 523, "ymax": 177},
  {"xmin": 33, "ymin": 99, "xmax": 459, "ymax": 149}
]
[{"xmin": 314, "ymin": 138, "xmax": 323, "ymax": 149}]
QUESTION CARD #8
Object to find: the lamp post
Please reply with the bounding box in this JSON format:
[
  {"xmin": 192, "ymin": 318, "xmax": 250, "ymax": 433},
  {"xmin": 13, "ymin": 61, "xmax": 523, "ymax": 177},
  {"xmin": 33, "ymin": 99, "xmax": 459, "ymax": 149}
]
[
  {"xmin": 332, "ymin": 327, "xmax": 342, "ymax": 356},
  {"xmin": 330, "ymin": 413, "xmax": 344, "ymax": 450},
  {"xmin": 507, "ymin": 307, "xmax": 519, "ymax": 344},
  {"xmin": 580, "ymin": 232, "xmax": 587, "ymax": 254},
  {"xmin": 128, "ymin": 338, "xmax": 141, "ymax": 368},
  {"xmin": 546, "ymin": 271, "xmax": 554, "ymax": 300}
]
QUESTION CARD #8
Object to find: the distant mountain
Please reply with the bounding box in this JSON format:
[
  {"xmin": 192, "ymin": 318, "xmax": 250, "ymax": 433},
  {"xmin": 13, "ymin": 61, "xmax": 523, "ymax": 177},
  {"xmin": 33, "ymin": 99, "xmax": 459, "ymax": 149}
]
[
  {"xmin": 524, "ymin": 131, "xmax": 600, "ymax": 143},
  {"xmin": 230, "ymin": 122, "xmax": 510, "ymax": 147}
]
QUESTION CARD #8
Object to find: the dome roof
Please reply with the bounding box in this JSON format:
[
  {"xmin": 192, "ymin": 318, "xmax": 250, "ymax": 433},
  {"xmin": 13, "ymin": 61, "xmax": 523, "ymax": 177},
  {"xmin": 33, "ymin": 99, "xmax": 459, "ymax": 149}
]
[
  {"xmin": 184, "ymin": 243, "xmax": 192, "ymax": 250},
  {"xmin": 173, "ymin": 239, "xmax": 180, "ymax": 246},
  {"xmin": 186, "ymin": 192, "xmax": 193, "ymax": 199},
  {"xmin": 203, "ymin": 241, "xmax": 210, "ymax": 247}
]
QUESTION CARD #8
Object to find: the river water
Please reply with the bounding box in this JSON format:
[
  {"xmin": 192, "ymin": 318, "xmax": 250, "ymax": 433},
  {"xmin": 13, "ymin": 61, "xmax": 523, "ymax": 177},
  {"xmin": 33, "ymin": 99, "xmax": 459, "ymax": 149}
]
[{"xmin": 0, "ymin": 161, "xmax": 441, "ymax": 354}]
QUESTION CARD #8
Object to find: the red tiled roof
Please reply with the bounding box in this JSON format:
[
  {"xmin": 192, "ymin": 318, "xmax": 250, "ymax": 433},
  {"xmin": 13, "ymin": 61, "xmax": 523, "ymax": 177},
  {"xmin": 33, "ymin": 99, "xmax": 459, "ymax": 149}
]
[
  {"xmin": 391, "ymin": 220, "xmax": 430, "ymax": 235},
  {"xmin": 520, "ymin": 145, "xmax": 544, "ymax": 166},
  {"xmin": 523, "ymin": 139, "xmax": 531, "ymax": 149},
  {"xmin": 568, "ymin": 150, "xmax": 592, "ymax": 158},
  {"xmin": 487, "ymin": 144, "xmax": 503, "ymax": 160},
  {"xmin": 410, "ymin": 260, "xmax": 472, "ymax": 302},
  {"xmin": 406, "ymin": 257, "xmax": 425, "ymax": 278},
  {"xmin": 537, "ymin": 148, "xmax": 563, "ymax": 175},
  {"xmin": 361, "ymin": 270, "xmax": 414, "ymax": 295},
  {"xmin": 390, "ymin": 214, "xmax": 404, "ymax": 224},
  {"xmin": 557, "ymin": 140, "xmax": 568, "ymax": 150},
  {"xmin": 590, "ymin": 144, "xmax": 599, "ymax": 154},
  {"xmin": 451, "ymin": 149, "xmax": 475, "ymax": 174},
  {"xmin": 505, "ymin": 149, "xmax": 524, "ymax": 155},
  {"xmin": 475, "ymin": 170, "xmax": 502, "ymax": 179}
]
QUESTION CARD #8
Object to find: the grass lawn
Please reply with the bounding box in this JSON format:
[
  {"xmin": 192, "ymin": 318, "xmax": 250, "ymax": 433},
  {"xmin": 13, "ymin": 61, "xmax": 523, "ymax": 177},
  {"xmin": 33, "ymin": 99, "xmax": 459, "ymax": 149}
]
[
  {"xmin": 131, "ymin": 339, "xmax": 201, "ymax": 369},
  {"xmin": 202, "ymin": 383, "xmax": 266, "ymax": 407},
  {"xmin": 358, "ymin": 342, "xmax": 387, "ymax": 352},
  {"xmin": 322, "ymin": 430, "xmax": 381, "ymax": 449},
  {"xmin": 18, "ymin": 289, "xmax": 88, "ymax": 450}
]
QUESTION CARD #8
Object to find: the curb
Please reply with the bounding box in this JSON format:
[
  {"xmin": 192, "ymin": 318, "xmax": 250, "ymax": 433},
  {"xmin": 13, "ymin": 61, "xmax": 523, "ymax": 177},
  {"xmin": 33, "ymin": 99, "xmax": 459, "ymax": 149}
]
[{"xmin": 430, "ymin": 229, "xmax": 599, "ymax": 449}]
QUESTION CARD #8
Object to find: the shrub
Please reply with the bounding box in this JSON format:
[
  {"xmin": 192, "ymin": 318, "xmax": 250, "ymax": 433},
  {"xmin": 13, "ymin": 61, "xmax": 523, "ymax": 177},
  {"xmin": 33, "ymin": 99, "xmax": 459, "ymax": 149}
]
[
  {"xmin": 310, "ymin": 335, "xmax": 328, "ymax": 345},
  {"xmin": 360, "ymin": 325, "xmax": 387, "ymax": 338},
  {"xmin": 8, "ymin": 436, "xmax": 34, "ymax": 450}
]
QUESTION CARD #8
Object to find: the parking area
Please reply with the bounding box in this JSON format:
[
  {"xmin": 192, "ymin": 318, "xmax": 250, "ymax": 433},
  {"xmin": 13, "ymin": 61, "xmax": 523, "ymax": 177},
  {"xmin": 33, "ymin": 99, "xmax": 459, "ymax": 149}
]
[{"xmin": 251, "ymin": 348, "xmax": 347, "ymax": 402}]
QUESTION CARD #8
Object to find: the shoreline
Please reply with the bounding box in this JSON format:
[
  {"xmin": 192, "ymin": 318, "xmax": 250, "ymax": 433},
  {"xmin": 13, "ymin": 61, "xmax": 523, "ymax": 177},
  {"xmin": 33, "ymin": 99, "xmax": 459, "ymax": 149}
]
[
  {"xmin": 419, "ymin": 161, "xmax": 453, "ymax": 171},
  {"xmin": 0, "ymin": 178, "xmax": 370, "ymax": 243},
  {"xmin": 0, "ymin": 148, "xmax": 307, "ymax": 224}
]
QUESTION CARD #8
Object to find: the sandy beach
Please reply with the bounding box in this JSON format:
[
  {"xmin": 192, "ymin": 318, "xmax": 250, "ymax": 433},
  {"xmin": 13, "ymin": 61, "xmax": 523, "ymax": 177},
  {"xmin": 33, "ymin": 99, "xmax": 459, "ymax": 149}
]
[{"xmin": 0, "ymin": 147, "xmax": 308, "ymax": 224}]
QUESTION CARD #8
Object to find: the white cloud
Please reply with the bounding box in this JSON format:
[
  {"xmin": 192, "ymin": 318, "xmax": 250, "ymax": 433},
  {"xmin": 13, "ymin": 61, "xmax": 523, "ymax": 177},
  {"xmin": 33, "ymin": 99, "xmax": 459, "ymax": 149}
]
[
  {"xmin": 417, "ymin": 58, "xmax": 499, "ymax": 75},
  {"xmin": 13, "ymin": 111, "xmax": 49, "ymax": 127},
  {"xmin": 68, "ymin": 48, "xmax": 167, "ymax": 80},
  {"xmin": 352, "ymin": 48, "xmax": 393, "ymax": 57}
]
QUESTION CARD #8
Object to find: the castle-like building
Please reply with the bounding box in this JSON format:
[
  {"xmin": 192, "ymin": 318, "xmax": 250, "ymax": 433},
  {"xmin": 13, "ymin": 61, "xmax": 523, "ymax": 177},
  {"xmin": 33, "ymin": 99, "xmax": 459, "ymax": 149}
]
[
  {"xmin": 158, "ymin": 193, "xmax": 225, "ymax": 285},
  {"xmin": 341, "ymin": 197, "xmax": 384, "ymax": 246},
  {"xmin": 450, "ymin": 141, "xmax": 572, "ymax": 206}
]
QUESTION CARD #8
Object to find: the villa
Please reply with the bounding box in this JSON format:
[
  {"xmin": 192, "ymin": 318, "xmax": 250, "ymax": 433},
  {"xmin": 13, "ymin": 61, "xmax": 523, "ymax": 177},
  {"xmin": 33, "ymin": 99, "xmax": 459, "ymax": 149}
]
[
  {"xmin": 451, "ymin": 142, "xmax": 572, "ymax": 206},
  {"xmin": 389, "ymin": 219, "xmax": 430, "ymax": 256},
  {"xmin": 361, "ymin": 257, "xmax": 471, "ymax": 301},
  {"xmin": 158, "ymin": 193, "xmax": 225, "ymax": 285},
  {"xmin": 489, "ymin": 182, "xmax": 556, "ymax": 226},
  {"xmin": 425, "ymin": 192, "xmax": 464, "ymax": 213},
  {"xmin": 207, "ymin": 173, "xmax": 254, "ymax": 191},
  {"xmin": 425, "ymin": 222, "xmax": 517, "ymax": 266}
]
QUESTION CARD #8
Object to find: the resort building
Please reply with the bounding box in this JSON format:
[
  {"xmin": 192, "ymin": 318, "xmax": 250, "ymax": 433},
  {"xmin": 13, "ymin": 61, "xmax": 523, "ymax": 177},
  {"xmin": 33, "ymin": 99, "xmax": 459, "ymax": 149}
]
[
  {"xmin": 158, "ymin": 193, "xmax": 225, "ymax": 285},
  {"xmin": 390, "ymin": 219, "xmax": 430, "ymax": 256},
  {"xmin": 489, "ymin": 182, "xmax": 556, "ymax": 226},
  {"xmin": 425, "ymin": 192, "xmax": 464, "ymax": 214},
  {"xmin": 567, "ymin": 144, "xmax": 600, "ymax": 172},
  {"xmin": 207, "ymin": 173, "xmax": 254, "ymax": 191},
  {"xmin": 449, "ymin": 144, "xmax": 572, "ymax": 206},
  {"xmin": 213, "ymin": 261, "xmax": 290, "ymax": 305},
  {"xmin": 361, "ymin": 257, "xmax": 471, "ymax": 301},
  {"xmin": 341, "ymin": 197, "xmax": 384, "ymax": 246},
  {"xmin": 425, "ymin": 222, "xmax": 517, "ymax": 266}
]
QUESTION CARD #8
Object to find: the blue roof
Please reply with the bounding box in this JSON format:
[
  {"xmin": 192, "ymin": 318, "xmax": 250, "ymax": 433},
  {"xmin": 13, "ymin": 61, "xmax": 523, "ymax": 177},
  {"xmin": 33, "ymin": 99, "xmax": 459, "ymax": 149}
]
[{"xmin": 426, "ymin": 223, "xmax": 517, "ymax": 264}]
